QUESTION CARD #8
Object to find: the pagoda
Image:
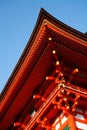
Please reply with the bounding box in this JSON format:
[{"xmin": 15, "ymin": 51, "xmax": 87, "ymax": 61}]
[{"xmin": 0, "ymin": 8, "xmax": 87, "ymax": 130}]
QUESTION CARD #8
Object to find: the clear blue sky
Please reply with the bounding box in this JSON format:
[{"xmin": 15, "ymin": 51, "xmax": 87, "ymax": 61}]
[{"xmin": 0, "ymin": 0, "xmax": 87, "ymax": 92}]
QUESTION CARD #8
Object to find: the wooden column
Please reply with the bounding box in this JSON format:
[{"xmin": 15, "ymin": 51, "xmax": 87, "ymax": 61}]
[{"xmin": 68, "ymin": 114, "xmax": 77, "ymax": 130}]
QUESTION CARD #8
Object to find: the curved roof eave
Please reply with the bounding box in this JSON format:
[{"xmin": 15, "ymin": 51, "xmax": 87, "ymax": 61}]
[{"xmin": 1, "ymin": 7, "xmax": 87, "ymax": 103}]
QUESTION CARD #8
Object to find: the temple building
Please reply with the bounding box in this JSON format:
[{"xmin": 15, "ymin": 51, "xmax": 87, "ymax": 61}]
[{"xmin": 0, "ymin": 8, "xmax": 87, "ymax": 130}]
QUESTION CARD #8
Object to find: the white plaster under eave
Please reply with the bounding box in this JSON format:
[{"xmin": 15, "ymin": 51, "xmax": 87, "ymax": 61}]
[
  {"xmin": 55, "ymin": 123, "xmax": 60, "ymax": 130},
  {"xmin": 75, "ymin": 121, "xmax": 87, "ymax": 130},
  {"xmin": 75, "ymin": 113, "xmax": 84, "ymax": 120},
  {"xmin": 61, "ymin": 116, "xmax": 68, "ymax": 124}
]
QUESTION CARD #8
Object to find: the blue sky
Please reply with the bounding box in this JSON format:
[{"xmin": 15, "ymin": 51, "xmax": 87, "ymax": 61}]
[{"xmin": 0, "ymin": 0, "xmax": 87, "ymax": 92}]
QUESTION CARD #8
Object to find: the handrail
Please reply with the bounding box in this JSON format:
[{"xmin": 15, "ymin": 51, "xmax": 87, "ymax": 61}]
[
  {"xmin": 24, "ymin": 82, "xmax": 87, "ymax": 130},
  {"xmin": 24, "ymin": 83, "xmax": 60, "ymax": 130}
]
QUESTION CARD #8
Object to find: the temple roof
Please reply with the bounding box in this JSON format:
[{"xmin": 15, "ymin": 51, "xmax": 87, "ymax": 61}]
[{"xmin": 0, "ymin": 8, "xmax": 87, "ymax": 130}]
